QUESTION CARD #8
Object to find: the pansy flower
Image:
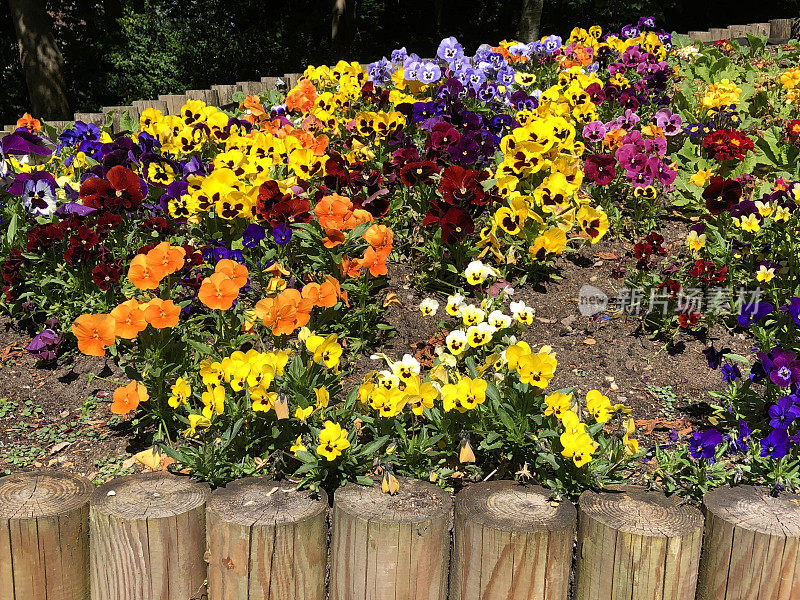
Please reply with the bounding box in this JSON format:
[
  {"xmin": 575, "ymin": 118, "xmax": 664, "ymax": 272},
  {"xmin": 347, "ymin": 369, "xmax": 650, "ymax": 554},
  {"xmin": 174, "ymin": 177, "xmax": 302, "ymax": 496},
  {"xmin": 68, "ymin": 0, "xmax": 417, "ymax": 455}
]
[
  {"xmin": 761, "ymin": 428, "xmax": 790, "ymax": 459},
  {"xmin": 689, "ymin": 428, "xmax": 722, "ymax": 462}
]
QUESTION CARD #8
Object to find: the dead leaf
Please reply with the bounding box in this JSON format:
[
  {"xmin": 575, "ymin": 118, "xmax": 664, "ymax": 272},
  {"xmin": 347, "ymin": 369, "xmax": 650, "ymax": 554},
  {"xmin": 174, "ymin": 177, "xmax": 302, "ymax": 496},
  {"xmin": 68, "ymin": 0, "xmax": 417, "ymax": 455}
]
[
  {"xmin": 49, "ymin": 441, "xmax": 71, "ymax": 455},
  {"xmin": 634, "ymin": 418, "xmax": 692, "ymax": 435},
  {"xmin": 582, "ymin": 338, "xmax": 597, "ymax": 345},
  {"xmin": 595, "ymin": 252, "xmax": 619, "ymax": 260},
  {"xmin": 1, "ymin": 345, "xmax": 24, "ymax": 363},
  {"xmin": 382, "ymin": 292, "xmax": 402, "ymax": 308}
]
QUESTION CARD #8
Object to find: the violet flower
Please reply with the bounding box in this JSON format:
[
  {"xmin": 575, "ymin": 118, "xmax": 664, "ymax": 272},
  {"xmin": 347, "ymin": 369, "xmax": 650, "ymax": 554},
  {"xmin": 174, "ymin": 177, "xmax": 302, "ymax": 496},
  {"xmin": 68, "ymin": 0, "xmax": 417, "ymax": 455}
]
[
  {"xmin": 737, "ymin": 301, "xmax": 773, "ymax": 328},
  {"xmin": 689, "ymin": 428, "xmax": 723, "ymax": 462},
  {"xmin": 761, "ymin": 428, "xmax": 790, "ymax": 459}
]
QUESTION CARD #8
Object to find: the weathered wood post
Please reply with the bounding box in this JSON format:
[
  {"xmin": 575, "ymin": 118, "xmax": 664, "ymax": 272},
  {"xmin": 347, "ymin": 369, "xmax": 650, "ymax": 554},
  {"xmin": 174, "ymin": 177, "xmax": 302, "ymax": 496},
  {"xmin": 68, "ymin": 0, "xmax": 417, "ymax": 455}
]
[
  {"xmin": 688, "ymin": 31, "xmax": 713, "ymax": 43},
  {"xmin": 696, "ymin": 485, "xmax": 800, "ymax": 600},
  {"xmin": 89, "ymin": 472, "xmax": 210, "ymax": 600},
  {"xmin": 575, "ymin": 485, "xmax": 704, "ymax": 600},
  {"xmin": 330, "ymin": 477, "xmax": 451, "ymax": 600},
  {"xmin": 206, "ymin": 478, "xmax": 328, "ymax": 600},
  {"xmin": 450, "ymin": 481, "xmax": 575, "ymax": 600},
  {"xmin": 751, "ymin": 22, "xmax": 771, "ymax": 37},
  {"xmin": 709, "ymin": 28, "xmax": 729, "ymax": 41},
  {"xmin": 770, "ymin": 18, "xmax": 794, "ymax": 40},
  {"xmin": 0, "ymin": 471, "xmax": 91, "ymax": 600},
  {"xmin": 727, "ymin": 25, "xmax": 749, "ymax": 39}
]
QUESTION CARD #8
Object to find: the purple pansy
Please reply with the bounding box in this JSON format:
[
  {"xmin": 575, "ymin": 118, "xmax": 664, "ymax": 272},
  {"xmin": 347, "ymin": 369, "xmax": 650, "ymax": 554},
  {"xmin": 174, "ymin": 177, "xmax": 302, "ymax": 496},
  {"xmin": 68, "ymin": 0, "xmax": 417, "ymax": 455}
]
[
  {"xmin": 761, "ymin": 427, "xmax": 790, "ymax": 459},
  {"xmin": 737, "ymin": 301, "xmax": 774, "ymax": 328},
  {"xmin": 689, "ymin": 428, "xmax": 723, "ymax": 462}
]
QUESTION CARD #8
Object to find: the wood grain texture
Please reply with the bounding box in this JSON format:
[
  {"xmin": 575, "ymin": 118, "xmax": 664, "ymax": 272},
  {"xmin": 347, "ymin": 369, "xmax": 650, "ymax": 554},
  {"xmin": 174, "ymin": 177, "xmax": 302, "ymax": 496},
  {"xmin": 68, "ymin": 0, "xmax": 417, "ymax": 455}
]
[
  {"xmin": 0, "ymin": 471, "xmax": 92, "ymax": 600},
  {"xmin": 89, "ymin": 472, "xmax": 209, "ymax": 600},
  {"xmin": 575, "ymin": 485, "xmax": 703, "ymax": 600},
  {"xmin": 206, "ymin": 478, "xmax": 328, "ymax": 600},
  {"xmin": 450, "ymin": 481, "xmax": 575, "ymax": 600},
  {"xmin": 330, "ymin": 477, "xmax": 451, "ymax": 600},
  {"xmin": 696, "ymin": 485, "xmax": 800, "ymax": 600}
]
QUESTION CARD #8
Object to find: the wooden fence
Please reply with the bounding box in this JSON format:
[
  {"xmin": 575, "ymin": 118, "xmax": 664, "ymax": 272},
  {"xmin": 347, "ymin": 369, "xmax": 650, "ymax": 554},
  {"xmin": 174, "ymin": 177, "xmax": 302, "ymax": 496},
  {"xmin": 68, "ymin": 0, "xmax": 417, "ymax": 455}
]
[
  {"xmin": 2, "ymin": 17, "xmax": 799, "ymax": 138},
  {"xmin": 678, "ymin": 17, "xmax": 799, "ymax": 45},
  {"xmin": 2, "ymin": 470, "xmax": 800, "ymax": 600}
]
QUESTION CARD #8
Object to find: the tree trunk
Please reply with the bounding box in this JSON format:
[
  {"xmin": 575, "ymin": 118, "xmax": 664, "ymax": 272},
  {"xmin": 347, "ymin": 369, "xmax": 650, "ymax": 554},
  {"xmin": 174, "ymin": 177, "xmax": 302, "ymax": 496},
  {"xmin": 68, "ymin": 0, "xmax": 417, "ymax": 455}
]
[
  {"xmin": 8, "ymin": 0, "xmax": 71, "ymax": 120},
  {"xmin": 331, "ymin": 0, "xmax": 355, "ymax": 59},
  {"xmin": 517, "ymin": 0, "xmax": 543, "ymax": 43}
]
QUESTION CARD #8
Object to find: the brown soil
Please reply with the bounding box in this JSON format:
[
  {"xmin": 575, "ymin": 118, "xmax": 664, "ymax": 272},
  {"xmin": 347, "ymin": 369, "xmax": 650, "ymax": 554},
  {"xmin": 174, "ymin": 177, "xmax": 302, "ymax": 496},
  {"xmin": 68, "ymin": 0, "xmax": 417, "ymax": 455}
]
[
  {"xmin": 0, "ymin": 219, "xmax": 751, "ymax": 482},
  {"xmin": 0, "ymin": 318, "xmax": 147, "ymax": 481}
]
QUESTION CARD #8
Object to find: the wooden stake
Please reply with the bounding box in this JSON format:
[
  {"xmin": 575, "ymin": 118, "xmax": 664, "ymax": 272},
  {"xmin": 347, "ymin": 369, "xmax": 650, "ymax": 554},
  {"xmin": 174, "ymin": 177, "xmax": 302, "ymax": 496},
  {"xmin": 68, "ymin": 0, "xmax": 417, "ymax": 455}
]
[
  {"xmin": 89, "ymin": 472, "xmax": 210, "ymax": 600},
  {"xmin": 0, "ymin": 471, "xmax": 91, "ymax": 600},
  {"xmin": 206, "ymin": 478, "xmax": 328, "ymax": 600},
  {"xmin": 696, "ymin": 485, "xmax": 800, "ymax": 600},
  {"xmin": 330, "ymin": 477, "xmax": 451, "ymax": 600},
  {"xmin": 709, "ymin": 28, "xmax": 729, "ymax": 41},
  {"xmin": 450, "ymin": 481, "xmax": 575, "ymax": 600},
  {"xmin": 770, "ymin": 18, "xmax": 794, "ymax": 40},
  {"xmin": 575, "ymin": 485, "xmax": 703, "ymax": 600}
]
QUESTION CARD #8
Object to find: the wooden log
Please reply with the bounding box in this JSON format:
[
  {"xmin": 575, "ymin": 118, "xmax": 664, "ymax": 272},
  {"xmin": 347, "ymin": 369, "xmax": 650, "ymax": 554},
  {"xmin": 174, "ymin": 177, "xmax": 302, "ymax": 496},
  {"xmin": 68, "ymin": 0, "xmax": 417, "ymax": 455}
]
[
  {"xmin": 727, "ymin": 25, "xmax": 749, "ymax": 39},
  {"xmin": 330, "ymin": 477, "xmax": 451, "ymax": 600},
  {"xmin": 450, "ymin": 481, "xmax": 575, "ymax": 600},
  {"xmin": 0, "ymin": 471, "xmax": 91, "ymax": 600},
  {"xmin": 260, "ymin": 76, "xmax": 280, "ymax": 89},
  {"xmin": 157, "ymin": 94, "xmax": 189, "ymax": 116},
  {"xmin": 89, "ymin": 472, "xmax": 210, "ymax": 600},
  {"xmin": 211, "ymin": 84, "xmax": 241, "ymax": 106},
  {"xmin": 770, "ymin": 18, "xmax": 794, "ymax": 40},
  {"xmin": 688, "ymin": 30, "xmax": 713, "ymax": 43},
  {"xmin": 708, "ymin": 28, "xmax": 729, "ymax": 41},
  {"xmin": 186, "ymin": 89, "xmax": 220, "ymax": 107},
  {"xmin": 575, "ymin": 485, "xmax": 704, "ymax": 600},
  {"xmin": 73, "ymin": 112, "xmax": 105, "ymax": 126},
  {"xmin": 751, "ymin": 22, "xmax": 771, "ymax": 37},
  {"xmin": 132, "ymin": 99, "xmax": 168, "ymax": 117},
  {"xmin": 696, "ymin": 485, "xmax": 800, "ymax": 600},
  {"xmin": 237, "ymin": 81, "xmax": 264, "ymax": 96},
  {"xmin": 206, "ymin": 478, "xmax": 327, "ymax": 600},
  {"xmin": 283, "ymin": 73, "xmax": 302, "ymax": 90}
]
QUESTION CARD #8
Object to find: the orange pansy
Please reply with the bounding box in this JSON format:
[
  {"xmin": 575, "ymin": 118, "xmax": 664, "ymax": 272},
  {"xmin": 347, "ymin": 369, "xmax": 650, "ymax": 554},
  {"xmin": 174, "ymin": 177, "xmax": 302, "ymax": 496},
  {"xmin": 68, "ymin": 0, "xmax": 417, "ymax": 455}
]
[
  {"xmin": 269, "ymin": 289, "xmax": 314, "ymax": 336},
  {"xmin": 143, "ymin": 298, "xmax": 181, "ymax": 328},
  {"xmin": 360, "ymin": 246, "xmax": 388, "ymax": 277},
  {"xmin": 111, "ymin": 381, "xmax": 149, "ymax": 415},
  {"xmin": 214, "ymin": 259, "xmax": 249, "ymax": 288},
  {"xmin": 147, "ymin": 242, "xmax": 186, "ymax": 276},
  {"xmin": 198, "ymin": 272, "xmax": 239, "ymax": 310},
  {"xmin": 110, "ymin": 299, "xmax": 147, "ymax": 339},
  {"xmin": 323, "ymin": 228, "xmax": 346, "ymax": 248},
  {"xmin": 128, "ymin": 254, "xmax": 165, "ymax": 290},
  {"xmin": 363, "ymin": 224, "xmax": 393, "ymax": 252},
  {"xmin": 72, "ymin": 314, "xmax": 116, "ymax": 356}
]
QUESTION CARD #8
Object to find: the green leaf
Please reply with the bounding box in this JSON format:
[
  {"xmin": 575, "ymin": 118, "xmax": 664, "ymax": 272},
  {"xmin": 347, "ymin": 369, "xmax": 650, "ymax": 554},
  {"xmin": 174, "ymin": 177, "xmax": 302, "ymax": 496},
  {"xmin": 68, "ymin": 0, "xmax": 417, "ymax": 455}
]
[
  {"xmin": 354, "ymin": 476, "xmax": 374, "ymax": 486},
  {"xmin": 120, "ymin": 110, "xmax": 137, "ymax": 133},
  {"xmin": 295, "ymin": 450, "xmax": 317, "ymax": 463},
  {"xmin": 6, "ymin": 214, "xmax": 17, "ymax": 245},
  {"xmin": 360, "ymin": 435, "xmax": 390, "ymax": 456}
]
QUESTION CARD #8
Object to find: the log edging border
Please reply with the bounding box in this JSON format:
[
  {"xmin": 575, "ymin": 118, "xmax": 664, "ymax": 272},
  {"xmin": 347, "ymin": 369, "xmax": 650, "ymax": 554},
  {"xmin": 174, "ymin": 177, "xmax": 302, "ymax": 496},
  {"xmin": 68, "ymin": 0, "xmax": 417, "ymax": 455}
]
[
  {"xmin": 1, "ymin": 17, "xmax": 798, "ymax": 136},
  {"xmin": 3, "ymin": 472, "xmax": 800, "ymax": 600}
]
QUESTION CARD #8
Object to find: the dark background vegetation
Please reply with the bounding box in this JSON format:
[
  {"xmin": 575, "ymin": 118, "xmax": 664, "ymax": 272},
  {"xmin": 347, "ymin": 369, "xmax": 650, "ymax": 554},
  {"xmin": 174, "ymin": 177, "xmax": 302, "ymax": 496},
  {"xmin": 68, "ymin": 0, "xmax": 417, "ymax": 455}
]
[{"xmin": 2, "ymin": 0, "xmax": 799, "ymax": 123}]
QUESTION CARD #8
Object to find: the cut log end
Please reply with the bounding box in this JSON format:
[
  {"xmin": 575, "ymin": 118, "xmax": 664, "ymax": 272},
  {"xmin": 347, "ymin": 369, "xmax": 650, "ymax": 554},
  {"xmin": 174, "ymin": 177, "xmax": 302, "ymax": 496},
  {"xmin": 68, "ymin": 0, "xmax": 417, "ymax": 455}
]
[
  {"xmin": 455, "ymin": 480, "xmax": 575, "ymax": 532},
  {"xmin": 91, "ymin": 472, "xmax": 209, "ymax": 520},
  {"xmin": 208, "ymin": 477, "xmax": 328, "ymax": 526},
  {"xmin": 0, "ymin": 470, "xmax": 92, "ymax": 519},
  {"xmin": 579, "ymin": 484, "xmax": 703, "ymax": 537},
  {"xmin": 451, "ymin": 481, "xmax": 575, "ymax": 600},
  {"xmin": 704, "ymin": 485, "xmax": 800, "ymax": 536},
  {"xmin": 334, "ymin": 476, "xmax": 450, "ymax": 523}
]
